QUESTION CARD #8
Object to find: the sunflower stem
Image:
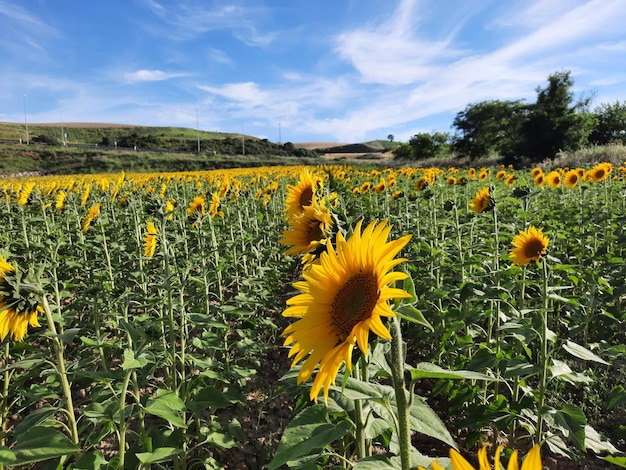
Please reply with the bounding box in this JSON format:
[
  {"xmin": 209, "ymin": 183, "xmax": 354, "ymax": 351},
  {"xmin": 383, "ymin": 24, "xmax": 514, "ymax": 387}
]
[
  {"xmin": 1, "ymin": 342, "xmax": 11, "ymax": 465},
  {"xmin": 354, "ymin": 358, "xmax": 368, "ymax": 459},
  {"xmin": 536, "ymin": 259, "xmax": 550, "ymax": 443},
  {"xmin": 41, "ymin": 295, "xmax": 80, "ymax": 446},
  {"xmin": 389, "ymin": 316, "xmax": 411, "ymax": 469}
]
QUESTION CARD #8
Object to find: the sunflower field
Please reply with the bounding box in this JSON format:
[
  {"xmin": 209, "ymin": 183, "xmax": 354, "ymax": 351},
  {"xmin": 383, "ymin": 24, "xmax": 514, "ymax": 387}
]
[{"xmin": 0, "ymin": 161, "xmax": 624, "ymax": 469}]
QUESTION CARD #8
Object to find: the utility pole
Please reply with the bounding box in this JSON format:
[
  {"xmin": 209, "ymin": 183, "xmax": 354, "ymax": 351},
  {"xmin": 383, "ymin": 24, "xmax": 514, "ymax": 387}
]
[
  {"xmin": 242, "ymin": 122, "xmax": 245, "ymax": 155},
  {"xmin": 23, "ymin": 94, "xmax": 29, "ymax": 145}
]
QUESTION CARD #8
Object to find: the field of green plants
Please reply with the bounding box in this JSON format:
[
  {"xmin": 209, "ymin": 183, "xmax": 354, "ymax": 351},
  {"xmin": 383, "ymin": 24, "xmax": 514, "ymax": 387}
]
[{"xmin": 0, "ymin": 162, "xmax": 624, "ymax": 469}]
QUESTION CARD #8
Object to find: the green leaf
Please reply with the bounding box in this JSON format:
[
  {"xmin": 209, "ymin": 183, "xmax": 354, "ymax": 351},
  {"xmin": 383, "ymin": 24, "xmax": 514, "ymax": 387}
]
[
  {"xmin": 143, "ymin": 390, "xmax": 187, "ymax": 428},
  {"xmin": 353, "ymin": 455, "xmax": 398, "ymax": 469},
  {"xmin": 562, "ymin": 340, "xmax": 609, "ymax": 365},
  {"xmin": 121, "ymin": 348, "xmax": 149, "ymax": 370},
  {"xmin": 395, "ymin": 305, "xmax": 433, "ymax": 331},
  {"xmin": 407, "ymin": 362, "xmax": 494, "ymax": 381},
  {"xmin": 409, "ymin": 396, "xmax": 457, "ymax": 449},
  {"xmin": 206, "ymin": 431, "xmax": 238, "ymax": 449},
  {"xmin": 603, "ymin": 456, "xmax": 626, "ymax": 468},
  {"xmin": 268, "ymin": 405, "xmax": 351, "ymax": 470},
  {"xmin": 0, "ymin": 427, "xmax": 79, "ymax": 465},
  {"xmin": 187, "ymin": 386, "xmax": 233, "ymax": 413},
  {"xmin": 55, "ymin": 327, "xmax": 82, "ymax": 344},
  {"xmin": 553, "ymin": 404, "xmax": 587, "ymax": 451},
  {"xmin": 585, "ymin": 425, "xmax": 620, "ymax": 455},
  {"xmin": 136, "ymin": 447, "xmax": 179, "ymax": 464},
  {"xmin": 73, "ymin": 451, "xmax": 108, "ymax": 469}
]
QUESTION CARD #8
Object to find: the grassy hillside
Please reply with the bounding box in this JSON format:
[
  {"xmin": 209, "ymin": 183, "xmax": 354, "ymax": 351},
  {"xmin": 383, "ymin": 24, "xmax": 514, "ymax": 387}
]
[
  {"xmin": 0, "ymin": 122, "xmax": 249, "ymax": 150},
  {"xmin": 0, "ymin": 144, "xmax": 322, "ymax": 175}
]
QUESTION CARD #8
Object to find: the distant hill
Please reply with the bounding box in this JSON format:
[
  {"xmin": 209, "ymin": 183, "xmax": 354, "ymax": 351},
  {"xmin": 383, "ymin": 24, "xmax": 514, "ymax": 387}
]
[{"xmin": 0, "ymin": 122, "xmax": 398, "ymax": 166}]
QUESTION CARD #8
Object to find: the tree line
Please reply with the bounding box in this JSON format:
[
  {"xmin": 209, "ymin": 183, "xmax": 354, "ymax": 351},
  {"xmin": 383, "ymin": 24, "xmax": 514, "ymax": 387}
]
[{"xmin": 394, "ymin": 71, "xmax": 626, "ymax": 163}]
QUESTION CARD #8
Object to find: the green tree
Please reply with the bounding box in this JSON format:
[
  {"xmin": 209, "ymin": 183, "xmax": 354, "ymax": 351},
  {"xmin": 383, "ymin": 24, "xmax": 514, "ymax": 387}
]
[
  {"xmin": 519, "ymin": 71, "xmax": 596, "ymax": 160},
  {"xmin": 408, "ymin": 132, "xmax": 451, "ymax": 160},
  {"xmin": 392, "ymin": 143, "xmax": 413, "ymax": 160},
  {"xmin": 590, "ymin": 101, "xmax": 626, "ymax": 145},
  {"xmin": 452, "ymin": 100, "xmax": 527, "ymax": 159}
]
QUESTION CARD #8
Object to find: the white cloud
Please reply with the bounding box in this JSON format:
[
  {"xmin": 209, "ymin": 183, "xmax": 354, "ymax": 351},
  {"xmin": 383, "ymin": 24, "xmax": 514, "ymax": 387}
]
[{"xmin": 124, "ymin": 69, "xmax": 186, "ymax": 83}]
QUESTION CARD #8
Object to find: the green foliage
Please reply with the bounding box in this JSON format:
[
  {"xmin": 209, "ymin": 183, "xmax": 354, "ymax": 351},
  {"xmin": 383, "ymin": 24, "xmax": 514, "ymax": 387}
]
[
  {"xmin": 452, "ymin": 100, "xmax": 528, "ymax": 160},
  {"xmin": 392, "ymin": 143, "xmax": 413, "ymax": 160},
  {"xmin": 590, "ymin": 100, "xmax": 626, "ymax": 145},
  {"xmin": 519, "ymin": 71, "xmax": 597, "ymax": 160},
  {"xmin": 408, "ymin": 132, "xmax": 451, "ymax": 160}
]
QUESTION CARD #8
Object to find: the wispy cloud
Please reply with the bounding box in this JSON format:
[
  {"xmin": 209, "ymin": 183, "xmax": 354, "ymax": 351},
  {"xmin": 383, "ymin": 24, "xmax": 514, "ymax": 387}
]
[
  {"xmin": 0, "ymin": 1, "xmax": 59, "ymax": 60},
  {"xmin": 138, "ymin": 0, "xmax": 277, "ymax": 45},
  {"xmin": 124, "ymin": 69, "xmax": 187, "ymax": 83}
]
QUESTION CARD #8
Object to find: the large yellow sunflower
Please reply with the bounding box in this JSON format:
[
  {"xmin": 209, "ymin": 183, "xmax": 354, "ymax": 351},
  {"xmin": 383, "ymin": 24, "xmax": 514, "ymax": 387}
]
[
  {"xmin": 510, "ymin": 226, "xmax": 549, "ymax": 266},
  {"xmin": 282, "ymin": 220, "xmax": 412, "ymax": 402},
  {"xmin": 0, "ymin": 255, "xmax": 41, "ymax": 341},
  {"xmin": 284, "ymin": 168, "xmax": 322, "ymax": 219},
  {"xmin": 470, "ymin": 187, "xmax": 492, "ymax": 213},
  {"xmin": 420, "ymin": 444, "xmax": 542, "ymax": 470}
]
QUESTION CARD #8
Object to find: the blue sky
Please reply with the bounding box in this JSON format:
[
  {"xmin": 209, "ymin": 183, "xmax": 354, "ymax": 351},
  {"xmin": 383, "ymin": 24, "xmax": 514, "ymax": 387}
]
[{"xmin": 1, "ymin": 0, "xmax": 625, "ymax": 144}]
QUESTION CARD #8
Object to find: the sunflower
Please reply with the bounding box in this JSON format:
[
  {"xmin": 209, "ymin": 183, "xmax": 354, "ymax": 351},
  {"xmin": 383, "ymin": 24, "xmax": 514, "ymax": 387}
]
[
  {"xmin": 280, "ymin": 203, "xmax": 333, "ymax": 258},
  {"xmin": 284, "ymin": 168, "xmax": 322, "ymax": 219},
  {"xmin": 414, "ymin": 178, "xmax": 429, "ymax": 191},
  {"xmin": 534, "ymin": 174, "xmax": 545, "ymax": 187},
  {"xmin": 470, "ymin": 187, "xmax": 492, "ymax": 213},
  {"xmin": 82, "ymin": 203, "xmax": 101, "ymax": 232},
  {"xmin": 209, "ymin": 193, "xmax": 225, "ymax": 218},
  {"xmin": 496, "ymin": 170, "xmax": 507, "ymax": 180},
  {"xmin": 586, "ymin": 162, "xmax": 613, "ymax": 182},
  {"xmin": 447, "ymin": 176, "xmax": 456, "ymax": 186},
  {"xmin": 563, "ymin": 169, "xmax": 580, "ymax": 188},
  {"xmin": 282, "ymin": 220, "xmax": 411, "ymax": 403},
  {"xmin": 419, "ymin": 444, "xmax": 542, "ymax": 470},
  {"xmin": 530, "ymin": 167, "xmax": 543, "ymax": 178},
  {"xmin": 510, "ymin": 226, "xmax": 549, "ymax": 266},
  {"xmin": 546, "ymin": 170, "xmax": 561, "ymax": 188},
  {"xmin": 187, "ymin": 195, "xmax": 206, "ymax": 217},
  {"xmin": 55, "ymin": 190, "xmax": 67, "ymax": 213},
  {"xmin": 17, "ymin": 182, "xmax": 35, "ymax": 206},
  {"xmin": 144, "ymin": 221, "xmax": 158, "ymax": 258},
  {"xmin": 0, "ymin": 255, "xmax": 41, "ymax": 341},
  {"xmin": 505, "ymin": 174, "xmax": 517, "ymax": 187},
  {"xmin": 373, "ymin": 178, "xmax": 387, "ymax": 193}
]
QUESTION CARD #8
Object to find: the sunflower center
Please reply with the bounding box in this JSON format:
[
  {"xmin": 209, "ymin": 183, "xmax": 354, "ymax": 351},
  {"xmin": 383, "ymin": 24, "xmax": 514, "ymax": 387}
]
[
  {"xmin": 523, "ymin": 238, "xmax": 546, "ymax": 259},
  {"xmin": 331, "ymin": 272, "xmax": 379, "ymax": 340},
  {"xmin": 308, "ymin": 221, "xmax": 323, "ymax": 243},
  {"xmin": 299, "ymin": 187, "xmax": 313, "ymax": 209}
]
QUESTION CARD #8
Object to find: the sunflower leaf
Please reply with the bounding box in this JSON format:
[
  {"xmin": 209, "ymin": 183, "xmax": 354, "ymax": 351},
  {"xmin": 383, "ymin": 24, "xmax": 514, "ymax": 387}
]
[
  {"xmin": 268, "ymin": 405, "xmax": 351, "ymax": 470},
  {"xmin": 562, "ymin": 340, "xmax": 610, "ymax": 365},
  {"xmin": 0, "ymin": 426, "xmax": 79, "ymax": 465},
  {"xmin": 407, "ymin": 362, "xmax": 494, "ymax": 381},
  {"xmin": 395, "ymin": 305, "xmax": 433, "ymax": 331}
]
